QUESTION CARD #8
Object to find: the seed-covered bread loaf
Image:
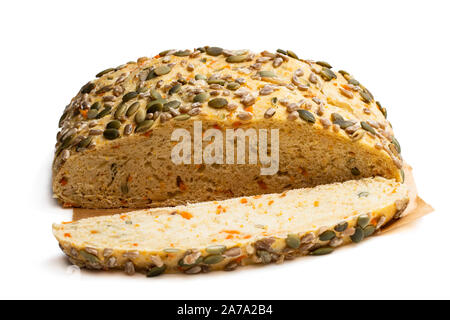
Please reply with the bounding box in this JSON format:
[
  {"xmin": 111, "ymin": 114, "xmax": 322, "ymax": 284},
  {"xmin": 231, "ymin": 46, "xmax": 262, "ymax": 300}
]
[
  {"xmin": 53, "ymin": 177, "xmax": 408, "ymax": 276},
  {"xmin": 53, "ymin": 47, "xmax": 403, "ymax": 209}
]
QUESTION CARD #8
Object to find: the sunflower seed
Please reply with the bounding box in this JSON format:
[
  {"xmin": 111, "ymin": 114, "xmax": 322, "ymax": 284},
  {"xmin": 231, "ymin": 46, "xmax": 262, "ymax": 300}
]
[
  {"xmin": 124, "ymin": 261, "xmax": 135, "ymax": 275},
  {"xmin": 264, "ymin": 108, "xmax": 276, "ymax": 119},
  {"xmin": 223, "ymin": 247, "xmax": 241, "ymax": 257}
]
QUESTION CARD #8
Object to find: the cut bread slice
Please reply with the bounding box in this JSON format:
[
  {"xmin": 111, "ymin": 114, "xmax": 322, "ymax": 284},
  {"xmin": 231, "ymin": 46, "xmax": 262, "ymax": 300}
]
[{"xmin": 53, "ymin": 177, "xmax": 408, "ymax": 276}]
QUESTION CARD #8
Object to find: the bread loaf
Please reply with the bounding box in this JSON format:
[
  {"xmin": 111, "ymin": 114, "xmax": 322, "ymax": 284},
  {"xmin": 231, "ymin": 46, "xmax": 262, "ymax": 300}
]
[
  {"xmin": 53, "ymin": 177, "xmax": 408, "ymax": 276},
  {"xmin": 53, "ymin": 47, "xmax": 403, "ymax": 209}
]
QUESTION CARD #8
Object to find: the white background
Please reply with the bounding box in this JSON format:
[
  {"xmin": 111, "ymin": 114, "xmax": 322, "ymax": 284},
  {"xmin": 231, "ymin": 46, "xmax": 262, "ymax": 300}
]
[{"xmin": 0, "ymin": 0, "xmax": 449, "ymax": 299}]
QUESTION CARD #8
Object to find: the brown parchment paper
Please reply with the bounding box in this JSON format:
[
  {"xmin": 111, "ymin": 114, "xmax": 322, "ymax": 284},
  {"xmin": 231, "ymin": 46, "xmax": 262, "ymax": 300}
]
[{"xmin": 72, "ymin": 164, "xmax": 433, "ymax": 234}]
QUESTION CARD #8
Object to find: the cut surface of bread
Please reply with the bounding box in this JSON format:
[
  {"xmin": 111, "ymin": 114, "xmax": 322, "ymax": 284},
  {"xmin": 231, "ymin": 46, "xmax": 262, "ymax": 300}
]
[
  {"xmin": 53, "ymin": 48, "xmax": 403, "ymax": 209},
  {"xmin": 53, "ymin": 177, "xmax": 409, "ymax": 276}
]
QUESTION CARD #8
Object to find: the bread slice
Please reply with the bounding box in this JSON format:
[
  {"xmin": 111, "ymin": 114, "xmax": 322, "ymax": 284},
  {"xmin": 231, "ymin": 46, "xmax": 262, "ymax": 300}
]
[
  {"xmin": 53, "ymin": 177, "xmax": 408, "ymax": 276},
  {"xmin": 53, "ymin": 48, "xmax": 403, "ymax": 209}
]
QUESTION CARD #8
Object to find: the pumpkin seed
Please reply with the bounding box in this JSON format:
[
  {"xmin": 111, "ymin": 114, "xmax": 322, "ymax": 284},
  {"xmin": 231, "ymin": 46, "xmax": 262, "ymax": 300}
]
[
  {"xmin": 271, "ymin": 97, "xmax": 278, "ymax": 105},
  {"xmin": 206, "ymin": 245, "xmax": 227, "ymax": 255},
  {"xmin": 135, "ymin": 120, "xmax": 154, "ymax": 133},
  {"xmin": 91, "ymin": 101, "xmax": 101, "ymax": 110},
  {"xmin": 226, "ymin": 82, "xmax": 240, "ymax": 90},
  {"xmin": 357, "ymin": 214, "xmax": 370, "ymax": 228},
  {"xmin": 257, "ymin": 250, "xmax": 272, "ymax": 264},
  {"xmin": 358, "ymin": 191, "xmax": 369, "ymax": 198},
  {"xmin": 154, "ymin": 65, "xmax": 171, "ymax": 76},
  {"xmin": 96, "ymin": 67, "xmax": 115, "ymax": 78},
  {"xmin": 334, "ymin": 221, "xmax": 348, "ymax": 232},
  {"xmin": 146, "ymin": 103, "xmax": 162, "ymax": 114},
  {"xmin": 376, "ymin": 101, "xmax": 387, "ymax": 118},
  {"xmin": 338, "ymin": 70, "xmax": 349, "ymax": 76},
  {"xmin": 320, "ymin": 67, "xmax": 337, "ymax": 81},
  {"xmin": 276, "ymin": 49, "xmax": 287, "ymax": 55},
  {"xmin": 350, "ymin": 227, "xmax": 364, "ymax": 243},
  {"xmin": 310, "ymin": 247, "xmax": 334, "ymax": 256},
  {"xmin": 203, "ymin": 254, "xmax": 224, "ymax": 265},
  {"xmin": 206, "ymin": 46, "xmax": 223, "ymax": 56},
  {"xmin": 80, "ymin": 250, "xmax": 100, "ymax": 264},
  {"xmin": 351, "ymin": 167, "xmax": 361, "ymax": 176},
  {"xmin": 360, "ymin": 90, "xmax": 372, "ymax": 103},
  {"xmin": 76, "ymin": 136, "xmax": 93, "ymax": 151},
  {"xmin": 298, "ymin": 109, "xmax": 316, "ymax": 123},
  {"xmin": 226, "ymin": 55, "xmax": 247, "ymax": 63},
  {"xmin": 159, "ymin": 49, "xmax": 172, "ymax": 56},
  {"xmin": 316, "ymin": 61, "xmax": 332, "ymax": 68},
  {"xmin": 192, "ymin": 93, "xmax": 208, "ymax": 105},
  {"xmin": 207, "ymin": 78, "xmax": 225, "ymax": 85},
  {"xmin": 319, "ymin": 230, "xmax": 336, "ymax": 241},
  {"xmin": 348, "ymin": 78, "xmax": 360, "ymax": 86},
  {"xmin": 146, "ymin": 265, "xmax": 166, "ymax": 277},
  {"xmin": 96, "ymin": 106, "xmax": 112, "ymax": 119},
  {"xmin": 400, "ymin": 168, "xmax": 405, "ymax": 183},
  {"xmin": 81, "ymin": 82, "xmax": 95, "ymax": 94},
  {"xmin": 146, "ymin": 70, "xmax": 157, "ymax": 80},
  {"xmin": 208, "ymin": 97, "xmax": 228, "ymax": 109},
  {"xmin": 87, "ymin": 109, "xmax": 99, "ymax": 119},
  {"xmin": 361, "ymin": 121, "xmax": 376, "ymax": 135},
  {"xmin": 286, "ymin": 234, "xmax": 301, "ymax": 249},
  {"xmin": 286, "ymin": 50, "xmax": 299, "ymax": 59},
  {"xmin": 114, "ymin": 103, "xmax": 127, "ymax": 119},
  {"xmin": 122, "ymin": 91, "xmax": 138, "ymax": 103},
  {"xmin": 150, "ymin": 89, "xmax": 162, "ymax": 100},
  {"xmin": 173, "ymin": 114, "xmax": 190, "ymax": 121},
  {"xmin": 106, "ymin": 120, "xmax": 121, "ymax": 129},
  {"xmin": 363, "ymin": 225, "xmax": 376, "ymax": 237},
  {"xmin": 258, "ymin": 70, "xmax": 277, "ymax": 78},
  {"xmin": 163, "ymin": 248, "xmax": 180, "ymax": 253},
  {"xmin": 195, "ymin": 74, "xmax": 207, "ymax": 80},
  {"xmin": 163, "ymin": 100, "xmax": 181, "ymax": 111},
  {"xmin": 173, "ymin": 50, "xmax": 191, "ymax": 57},
  {"xmin": 126, "ymin": 102, "xmax": 140, "ymax": 117},
  {"xmin": 103, "ymin": 128, "xmax": 120, "ymax": 140},
  {"xmin": 135, "ymin": 108, "xmax": 146, "ymax": 124},
  {"xmin": 391, "ymin": 137, "xmax": 401, "ymax": 153},
  {"xmin": 169, "ymin": 83, "xmax": 182, "ymax": 95}
]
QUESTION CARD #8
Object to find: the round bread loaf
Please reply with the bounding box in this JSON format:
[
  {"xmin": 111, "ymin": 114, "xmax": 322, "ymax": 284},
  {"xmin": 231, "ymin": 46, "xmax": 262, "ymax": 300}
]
[{"xmin": 53, "ymin": 47, "xmax": 403, "ymax": 209}]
